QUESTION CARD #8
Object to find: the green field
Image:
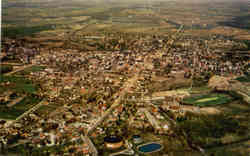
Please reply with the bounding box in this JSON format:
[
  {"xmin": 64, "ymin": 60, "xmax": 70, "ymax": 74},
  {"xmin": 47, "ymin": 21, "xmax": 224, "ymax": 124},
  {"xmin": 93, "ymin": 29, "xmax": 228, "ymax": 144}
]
[
  {"xmin": 235, "ymin": 75, "xmax": 250, "ymax": 82},
  {"xmin": 3, "ymin": 0, "xmax": 249, "ymax": 37},
  {"xmin": 0, "ymin": 75, "xmax": 41, "ymax": 119},
  {"xmin": 0, "ymin": 95, "xmax": 41, "ymax": 120},
  {"xmin": 0, "ymin": 65, "xmax": 13, "ymax": 74},
  {"xmin": 2, "ymin": 25, "xmax": 54, "ymax": 37},
  {"xmin": 182, "ymin": 93, "xmax": 233, "ymax": 107},
  {"xmin": 0, "ymin": 75, "xmax": 38, "ymax": 94}
]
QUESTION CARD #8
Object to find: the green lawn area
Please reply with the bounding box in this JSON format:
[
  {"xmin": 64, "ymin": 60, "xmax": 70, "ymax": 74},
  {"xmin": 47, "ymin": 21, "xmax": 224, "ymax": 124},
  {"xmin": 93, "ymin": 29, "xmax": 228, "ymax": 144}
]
[
  {"xmin": 0, "ymin": 65, "xmax": 13, "ymax": 74},
  {"xmin": 0, "ymin": 109, "xmax": 24, "ymax": 120},
  {"xmin": 0, "ymin": 75, "xmax": 42, "ymax": 119},
  {"xmin": 235, "ymin": 75, "xmax": 250, "ymax": 82},
  {"xmin": 13, "ymin": 95, "xmax": 41, "ymax": 110},
  {"xmin": 0, "ymin": 95, "xmax": 42, "ymax": 120},
  {"xmin": 182, "ymin": 93, "xmax": 233, "ymax": 107},
  {"xmin": 0, "ymin": 75, "xmax": 38, "ymax": 94}
]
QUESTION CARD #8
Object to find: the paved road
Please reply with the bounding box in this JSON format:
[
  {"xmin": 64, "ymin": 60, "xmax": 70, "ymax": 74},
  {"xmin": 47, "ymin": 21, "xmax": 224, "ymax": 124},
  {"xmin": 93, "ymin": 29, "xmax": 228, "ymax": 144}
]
[{"xmin": 87, "ymin": 74, "xmax": 139, "ymax": 135}]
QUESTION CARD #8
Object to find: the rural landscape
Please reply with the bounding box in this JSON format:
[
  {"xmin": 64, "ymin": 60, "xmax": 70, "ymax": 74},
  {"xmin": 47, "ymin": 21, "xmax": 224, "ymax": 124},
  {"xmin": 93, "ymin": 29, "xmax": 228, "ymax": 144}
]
[{"xmin": 1, "ymin": 0, "xmax": 250, "ymax": 155}]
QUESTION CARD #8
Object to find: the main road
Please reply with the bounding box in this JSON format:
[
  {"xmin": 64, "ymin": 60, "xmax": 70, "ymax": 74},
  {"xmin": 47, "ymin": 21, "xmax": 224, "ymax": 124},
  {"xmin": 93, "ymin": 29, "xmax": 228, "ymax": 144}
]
[{"xmin": 87, "ymin": 74, "xmax": 140, "ymax": 135}]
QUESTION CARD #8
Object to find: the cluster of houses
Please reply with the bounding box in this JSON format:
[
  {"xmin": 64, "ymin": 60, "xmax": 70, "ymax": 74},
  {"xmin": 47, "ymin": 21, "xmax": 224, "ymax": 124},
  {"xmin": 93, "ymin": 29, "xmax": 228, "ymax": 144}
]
[{"xmin": 0, "ymin": 32, "xmax": 249, "ymax": 155}]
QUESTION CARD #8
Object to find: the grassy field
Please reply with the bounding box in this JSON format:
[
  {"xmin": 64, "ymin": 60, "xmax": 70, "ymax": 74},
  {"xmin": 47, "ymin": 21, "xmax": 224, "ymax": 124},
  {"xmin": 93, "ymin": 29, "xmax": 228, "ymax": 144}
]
[
  {"xmin": 2, "ymin": 0, "xmax": 250, "ymax": 40},
  {"xmin": 235, "ymin": 75, "xmax": 250, "ymax": 82},
  {"xmin": 0, "ymin": 75, "xmax": 38, "ymax": 94},
  {"xmin": 0, "ymin": 95, "xmax": 41, "ymax": 120},
  {"xmin": 2, "ymin": 25, "xmax": 54, "ymax": 38},
  {"xmin": 0, "ymin": 65, "xmax": 13, "ymax": 74},
  {"xmin": 182, "ymin": 93, "xmax": 233, "ymax": 107},
  {"xmin": 0, "ymin": 74, "xmax": 42, "ymax": 119}
]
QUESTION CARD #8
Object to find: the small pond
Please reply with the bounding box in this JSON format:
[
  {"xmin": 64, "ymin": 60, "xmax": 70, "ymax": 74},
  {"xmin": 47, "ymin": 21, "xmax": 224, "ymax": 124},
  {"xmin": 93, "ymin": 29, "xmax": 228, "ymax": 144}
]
[{"xmin": 137, "ymin": 142, "xmax": 163, "ymax": 154}]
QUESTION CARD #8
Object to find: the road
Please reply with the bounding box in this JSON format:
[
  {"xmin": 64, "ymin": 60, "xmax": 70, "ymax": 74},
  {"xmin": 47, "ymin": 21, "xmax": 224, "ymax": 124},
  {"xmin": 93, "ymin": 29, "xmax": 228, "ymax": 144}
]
[
  {"xmin": 86, "ymin": 28, "xmax": 185, "ymax": 135},
  {"xmin": 87, "ymin": 74, "xmax": 139, "ymax": 135}
]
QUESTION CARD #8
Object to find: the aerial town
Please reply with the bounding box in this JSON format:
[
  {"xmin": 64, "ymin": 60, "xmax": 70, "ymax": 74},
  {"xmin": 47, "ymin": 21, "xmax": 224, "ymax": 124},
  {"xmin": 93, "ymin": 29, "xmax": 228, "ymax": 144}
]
[
  {"xmin": 1, "ymin": 30, "xmax": 250, "ymax": 155},
  {"xmin": 1, "ymin": 0, "xmax": 250, "ymax": 155}
]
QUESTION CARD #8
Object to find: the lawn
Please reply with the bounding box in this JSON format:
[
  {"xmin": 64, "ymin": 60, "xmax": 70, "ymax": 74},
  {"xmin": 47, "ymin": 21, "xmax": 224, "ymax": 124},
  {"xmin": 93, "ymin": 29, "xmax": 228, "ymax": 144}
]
[
  {"xmin": 235, "ymin": 75, "xmax": 250, "ymax": 82},
  {"xmin": 0, "ymin": 109, "xmax": 24, "ymax": 120},
  {"xmin": 0, "ymin": 95, "xmax": 42, "ymax": 120},
  {"xmin": 182, "ymin": 93, "xmax": 233, "ymax": 107},
  {"xmin": 0, "ymin": 75, "xmax": 42, "ymax": 119},
  {"xmin": 0, "ymin": 75, "xmax": 38, "ymax": 94},
  {"xmin": 0, "ymin": 65, "xmax": 13, "ymax": 74}
]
